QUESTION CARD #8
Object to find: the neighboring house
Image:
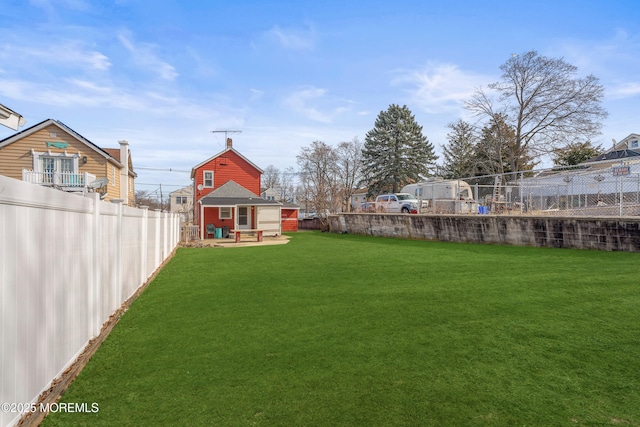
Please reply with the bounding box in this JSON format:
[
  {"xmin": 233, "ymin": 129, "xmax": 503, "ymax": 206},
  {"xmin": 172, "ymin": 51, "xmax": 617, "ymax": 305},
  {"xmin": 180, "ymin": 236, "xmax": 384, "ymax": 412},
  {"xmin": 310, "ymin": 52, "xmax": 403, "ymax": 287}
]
[
  {"xmin": 610, "ymin": 133, "xmax": 640, "ymax": 152},
  {"xmin": 584, "ymin": 133, "xmax": 640, "ymax": 164},
  {"xmin": 0, "ymin": 119, "xmax": 136, "ymax": 204},
  {"xmin": 169, "ymin": 185, "xmax": 194, "ymax": 223},
  {"xmin": 261, "ymin": 187, "xmax": 279, "ymax": 201},
  {"xmin": 191, "ymin": 138, "xmax": 284, "ymax": 238}
]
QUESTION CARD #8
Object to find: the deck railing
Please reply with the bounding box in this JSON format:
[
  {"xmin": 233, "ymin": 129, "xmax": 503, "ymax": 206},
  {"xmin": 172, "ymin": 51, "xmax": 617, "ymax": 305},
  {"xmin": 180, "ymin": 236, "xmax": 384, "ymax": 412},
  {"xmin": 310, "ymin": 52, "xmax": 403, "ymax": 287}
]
[{"xmin": 22, "ymin": 170, "xmax": 98, "ymax": 190}]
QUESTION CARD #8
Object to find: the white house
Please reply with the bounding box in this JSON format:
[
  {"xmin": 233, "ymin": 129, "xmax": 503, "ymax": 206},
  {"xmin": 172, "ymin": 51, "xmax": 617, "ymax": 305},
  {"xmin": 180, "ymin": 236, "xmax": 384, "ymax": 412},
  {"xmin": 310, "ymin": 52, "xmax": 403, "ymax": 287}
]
[
  {"xmin": 169, "ymin": 185, "xmax": 194, "ymax": 223},
  {"xmin": 261, "ymin": 187, "xmax": 279, "ymax": 201}
]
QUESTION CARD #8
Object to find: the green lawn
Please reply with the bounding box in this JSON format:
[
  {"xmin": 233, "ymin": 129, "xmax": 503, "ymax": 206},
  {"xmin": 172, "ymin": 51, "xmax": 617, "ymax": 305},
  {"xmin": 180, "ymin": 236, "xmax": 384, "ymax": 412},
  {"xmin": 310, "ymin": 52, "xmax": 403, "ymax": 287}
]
[{"xmin": 44, "ymin": 232, "xmax": 640, "ymax": 426}]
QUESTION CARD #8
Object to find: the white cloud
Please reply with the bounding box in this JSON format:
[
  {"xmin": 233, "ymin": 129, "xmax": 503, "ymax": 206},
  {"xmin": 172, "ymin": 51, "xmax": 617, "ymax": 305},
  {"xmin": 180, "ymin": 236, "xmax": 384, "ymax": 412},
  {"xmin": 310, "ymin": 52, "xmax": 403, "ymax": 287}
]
[
  {"xmin": 264, "ymin": 23, "xmax": 315, "ymax": 51},
  {"xmin": 0, "ymin": 41, "xmax": 111, "ymax": 71},
  {"xmin": 29, "ymin": 0, "xmax": 89, "ymax": 10},
  {"xmin": 70, "ymin": 79, "xmax": 112, "ymax": 94},
  {"xmin": 550, "ymin": 29, "xmax": 640, "ymax": 101},
  {"xmin": 249, "ymin": 89, "xmax": 264, "ymax": 101},
  {"xmin": 391, "ymin": 62, "xmax": 490, "ymax": 114},
  {"xmin": 284, "ymin": 86, "xmax": 353, "ymax": 123},
  {"xmin": 117, "ymin": 32, "xmax": 178, "ymax": 81},
  {"xmin": 609, "ymin": 82, "xmax": 640, "ymax": 98}
]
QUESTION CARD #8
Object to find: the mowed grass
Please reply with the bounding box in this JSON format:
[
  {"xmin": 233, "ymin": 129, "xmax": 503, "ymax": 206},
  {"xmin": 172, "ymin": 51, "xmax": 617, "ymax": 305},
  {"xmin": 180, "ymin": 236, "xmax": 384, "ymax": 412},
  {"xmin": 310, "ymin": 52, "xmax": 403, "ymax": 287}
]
[{"xmin": 44, "ymin": 232, "xmax": 640, "ymax": 426}]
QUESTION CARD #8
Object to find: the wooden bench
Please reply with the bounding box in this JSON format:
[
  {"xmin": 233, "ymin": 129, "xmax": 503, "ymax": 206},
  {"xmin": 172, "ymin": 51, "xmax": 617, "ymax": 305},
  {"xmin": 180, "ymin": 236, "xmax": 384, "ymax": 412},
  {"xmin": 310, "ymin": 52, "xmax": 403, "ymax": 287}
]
[{"xmin": 230, "ymin": 229, "xmax": 264, "ymax": 243}]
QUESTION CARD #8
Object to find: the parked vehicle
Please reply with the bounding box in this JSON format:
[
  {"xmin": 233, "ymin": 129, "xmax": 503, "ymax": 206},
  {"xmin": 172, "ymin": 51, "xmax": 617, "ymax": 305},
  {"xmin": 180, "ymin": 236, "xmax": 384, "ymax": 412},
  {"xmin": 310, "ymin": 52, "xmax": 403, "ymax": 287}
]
[
  {"xmin": 401, "ymin": 178, "xmax": 477, "ymax": 213},
  {"xmin": 374, "ymin": 193, "xmax": 424, "ymax": 214}
]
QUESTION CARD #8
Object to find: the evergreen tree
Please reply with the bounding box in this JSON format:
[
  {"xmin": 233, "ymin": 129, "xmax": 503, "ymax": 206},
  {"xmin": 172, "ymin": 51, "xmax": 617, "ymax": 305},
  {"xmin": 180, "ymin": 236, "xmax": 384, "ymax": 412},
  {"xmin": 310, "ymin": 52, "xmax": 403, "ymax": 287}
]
[
  {"xmin": 361, "ymin": 104, "xmax": 436, "ymax": 196},
  {"xmin": 440, "ymin": 119, "xmax": 476, "ymax": 179},
  {"xmin": 474, "ymin": 114, "xmax": 514, "ymax": 178},
  {"xmin": 474, "ymin": 114, "xmax": 536, "ymax": 183},
  {"xmin": 552, "ymin": 141, "xmax": 603, "ymax": 166}
]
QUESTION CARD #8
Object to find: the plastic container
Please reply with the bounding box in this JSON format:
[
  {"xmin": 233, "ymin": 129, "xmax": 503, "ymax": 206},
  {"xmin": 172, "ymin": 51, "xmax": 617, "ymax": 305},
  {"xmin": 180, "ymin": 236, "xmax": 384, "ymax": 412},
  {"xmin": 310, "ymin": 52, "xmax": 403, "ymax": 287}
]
[{"xmin": 215, "ymin": 228, "xmax": 222, "ymax": 239}]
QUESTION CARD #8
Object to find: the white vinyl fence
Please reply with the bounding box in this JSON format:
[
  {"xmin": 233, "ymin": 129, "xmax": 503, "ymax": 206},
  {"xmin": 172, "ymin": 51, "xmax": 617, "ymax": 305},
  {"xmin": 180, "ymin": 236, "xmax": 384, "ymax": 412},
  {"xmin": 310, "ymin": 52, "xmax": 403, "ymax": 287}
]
[{"xmin": 0, "ymin": 175, "xmax": 180, "ymax": 427}]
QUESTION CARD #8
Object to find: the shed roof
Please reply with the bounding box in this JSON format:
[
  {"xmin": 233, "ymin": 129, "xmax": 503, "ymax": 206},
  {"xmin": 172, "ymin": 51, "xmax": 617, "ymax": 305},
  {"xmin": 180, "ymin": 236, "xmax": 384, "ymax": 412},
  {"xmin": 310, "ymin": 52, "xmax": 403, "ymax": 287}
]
[
  {"xmin": 281, "ymin": 201, "xmax": 300, "ymax": 209},
  {"xmin": 199, "ymin": 180, "xmax": 281, "ymax": 206},
  {"xmin": 200, "ymin": 197, "xmax": 281, "ymax": 206}
]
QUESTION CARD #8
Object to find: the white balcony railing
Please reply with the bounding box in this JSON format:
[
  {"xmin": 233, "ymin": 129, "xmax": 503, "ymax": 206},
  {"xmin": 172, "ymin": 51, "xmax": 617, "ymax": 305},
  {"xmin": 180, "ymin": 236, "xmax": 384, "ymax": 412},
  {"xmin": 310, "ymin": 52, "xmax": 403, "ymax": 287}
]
[{"xmin": 22, "ymin": 170, "xmax": 97, "ymax": 191}]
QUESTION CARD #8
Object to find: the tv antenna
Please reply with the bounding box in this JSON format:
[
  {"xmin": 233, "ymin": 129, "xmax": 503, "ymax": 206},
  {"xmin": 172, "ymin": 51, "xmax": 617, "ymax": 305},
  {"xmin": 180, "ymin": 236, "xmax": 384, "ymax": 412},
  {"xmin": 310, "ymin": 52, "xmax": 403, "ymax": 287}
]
[{"xmin": 211, "ymin": 130, "xmax": 242, "ymax": 145}]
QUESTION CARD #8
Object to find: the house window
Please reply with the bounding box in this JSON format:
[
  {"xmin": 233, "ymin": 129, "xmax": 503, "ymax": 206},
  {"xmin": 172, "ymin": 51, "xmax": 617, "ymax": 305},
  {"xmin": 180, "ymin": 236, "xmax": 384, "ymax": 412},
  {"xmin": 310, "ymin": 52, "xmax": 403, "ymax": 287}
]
[
  {"xmin": 176, "ymin": 196, "xmax": 188, "ymax": 204},
  {"xmin": 219, "ymin": 207, "xmax": 232, "ymax": 219},
  {"xmin": 631, "ymin": 140, "xmax": 639, "ymax": 149},
  {"xmin": 34, "ymin": 153, "xmax": 79, "ymax": 185},
  {"xmin": 42, "ymin": 158, "xmax": 55, "ymax": 183},
  {"xmin": 203, "ymin": 171, "xmax": 214, "ymax": 188}
]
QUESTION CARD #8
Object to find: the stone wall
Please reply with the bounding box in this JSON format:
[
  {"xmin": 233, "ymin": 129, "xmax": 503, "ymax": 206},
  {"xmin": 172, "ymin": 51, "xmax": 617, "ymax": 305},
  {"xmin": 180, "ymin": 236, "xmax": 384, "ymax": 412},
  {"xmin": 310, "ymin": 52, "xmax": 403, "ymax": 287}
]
[{"xmin": 328, "ymin": 213, "xmax": 640, "ymax": 252}]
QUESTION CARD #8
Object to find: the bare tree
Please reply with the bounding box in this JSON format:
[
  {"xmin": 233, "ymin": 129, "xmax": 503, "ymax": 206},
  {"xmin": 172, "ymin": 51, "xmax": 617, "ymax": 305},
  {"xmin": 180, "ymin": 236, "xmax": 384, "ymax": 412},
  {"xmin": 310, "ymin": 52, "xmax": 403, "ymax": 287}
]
[
  {"xmin": 262, "ymin": 165, "xmax": 282, "ymax": 191},
  {"xmin": 279, "ymin": 166, "xmax": 297, "ymax": 202},
  {"xmin": 466, "ymin": 51, "xmax": 608, "ymax": 174},
  {"xmin": 135, "ymin": 190, "xmax": 163, "ymax": 210},
  {"xmin": 296, "ymin": 141, "xmax": 340, "ymax": 226},
  {"xmin": 335, "ymin": 137, "xmax": 363, "ymax": 212}
]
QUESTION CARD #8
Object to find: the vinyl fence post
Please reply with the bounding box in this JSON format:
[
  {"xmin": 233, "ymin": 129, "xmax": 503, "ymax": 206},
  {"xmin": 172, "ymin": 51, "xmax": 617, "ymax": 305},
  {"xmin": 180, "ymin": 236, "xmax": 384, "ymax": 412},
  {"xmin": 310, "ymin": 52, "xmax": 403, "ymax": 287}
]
[
  {"xmin": 140, "ymin": 206, "xmax": 149, "ymax": 284},
  {"xmin": 90, "ymin": 192, "xmax": 101, "ymax": 336},
  {"xmin": 155, "ymin": 209, "xmax": 162, "ymax": 268},
  {"xmin": 111, "ymin": 199, "xmax": 124, "ymax": 309}
]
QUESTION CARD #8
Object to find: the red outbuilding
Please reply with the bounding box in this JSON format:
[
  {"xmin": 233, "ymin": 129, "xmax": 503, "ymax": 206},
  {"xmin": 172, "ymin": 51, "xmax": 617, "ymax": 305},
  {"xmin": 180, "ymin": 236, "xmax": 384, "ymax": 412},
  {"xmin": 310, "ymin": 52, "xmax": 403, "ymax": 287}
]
[{"xmin": 190, "ymin": 138, "xmax": 298, "ymax": 239}]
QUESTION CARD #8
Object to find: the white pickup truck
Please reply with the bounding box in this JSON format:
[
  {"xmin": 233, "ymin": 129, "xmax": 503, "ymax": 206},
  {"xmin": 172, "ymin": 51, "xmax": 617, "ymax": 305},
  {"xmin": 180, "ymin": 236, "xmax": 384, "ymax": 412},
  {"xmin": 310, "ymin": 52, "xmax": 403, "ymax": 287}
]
[{"xmin": 374, "ymin": 193, "xmax": 424, "ymax": 214}]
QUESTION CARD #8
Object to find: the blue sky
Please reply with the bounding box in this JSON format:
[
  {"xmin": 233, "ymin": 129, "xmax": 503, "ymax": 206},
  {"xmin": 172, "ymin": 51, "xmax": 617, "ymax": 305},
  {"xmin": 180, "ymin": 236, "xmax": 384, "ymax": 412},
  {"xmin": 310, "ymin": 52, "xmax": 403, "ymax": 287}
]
[{"xmin": 1, "ymin": 0, "xmax": 639, "ymax": 193}]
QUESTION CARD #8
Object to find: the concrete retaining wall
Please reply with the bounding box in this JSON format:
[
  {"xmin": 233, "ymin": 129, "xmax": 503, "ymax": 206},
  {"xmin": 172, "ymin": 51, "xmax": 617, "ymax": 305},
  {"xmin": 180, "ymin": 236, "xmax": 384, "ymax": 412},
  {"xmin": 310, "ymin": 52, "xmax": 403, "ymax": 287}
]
[{"xmin": 328, "ymin": 213, "xmax": 640, "ymax": 252}]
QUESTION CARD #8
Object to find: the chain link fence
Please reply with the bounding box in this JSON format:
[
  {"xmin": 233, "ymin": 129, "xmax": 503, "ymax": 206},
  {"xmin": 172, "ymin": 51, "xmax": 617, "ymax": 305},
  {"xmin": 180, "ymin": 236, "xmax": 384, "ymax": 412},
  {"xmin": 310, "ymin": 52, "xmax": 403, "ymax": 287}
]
[{"xmin": 454, "ymin": 159, "xmax": 640, "ymax": 217}]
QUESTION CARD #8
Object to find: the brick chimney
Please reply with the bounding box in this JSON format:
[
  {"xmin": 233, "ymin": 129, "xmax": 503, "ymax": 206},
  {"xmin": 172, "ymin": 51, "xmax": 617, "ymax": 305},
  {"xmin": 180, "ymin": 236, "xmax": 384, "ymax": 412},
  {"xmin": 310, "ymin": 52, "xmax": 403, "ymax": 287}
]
[{"xmin": 226, "ymin": 138, "xmax": 232, "ymax": 149}]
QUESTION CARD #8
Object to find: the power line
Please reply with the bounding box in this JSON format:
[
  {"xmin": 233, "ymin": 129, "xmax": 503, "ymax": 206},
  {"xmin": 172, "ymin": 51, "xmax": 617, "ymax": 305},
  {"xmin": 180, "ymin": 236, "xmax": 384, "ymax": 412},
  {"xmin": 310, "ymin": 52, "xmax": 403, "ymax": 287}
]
[
  {"xmin": 136, "ymin": 183, "xmax": 188, "ymax": 187},
  {"xmin": 135, "ymin": 167, "xmax": 191, "ymax": 173}
]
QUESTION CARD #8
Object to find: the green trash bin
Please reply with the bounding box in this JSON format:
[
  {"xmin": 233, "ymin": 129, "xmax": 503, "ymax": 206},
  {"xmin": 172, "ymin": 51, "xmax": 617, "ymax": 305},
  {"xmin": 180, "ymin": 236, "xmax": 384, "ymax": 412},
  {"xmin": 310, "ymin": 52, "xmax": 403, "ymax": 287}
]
[{"xmin": 215, "ymin": 228, "xmax": 222, "ymax": 239}]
